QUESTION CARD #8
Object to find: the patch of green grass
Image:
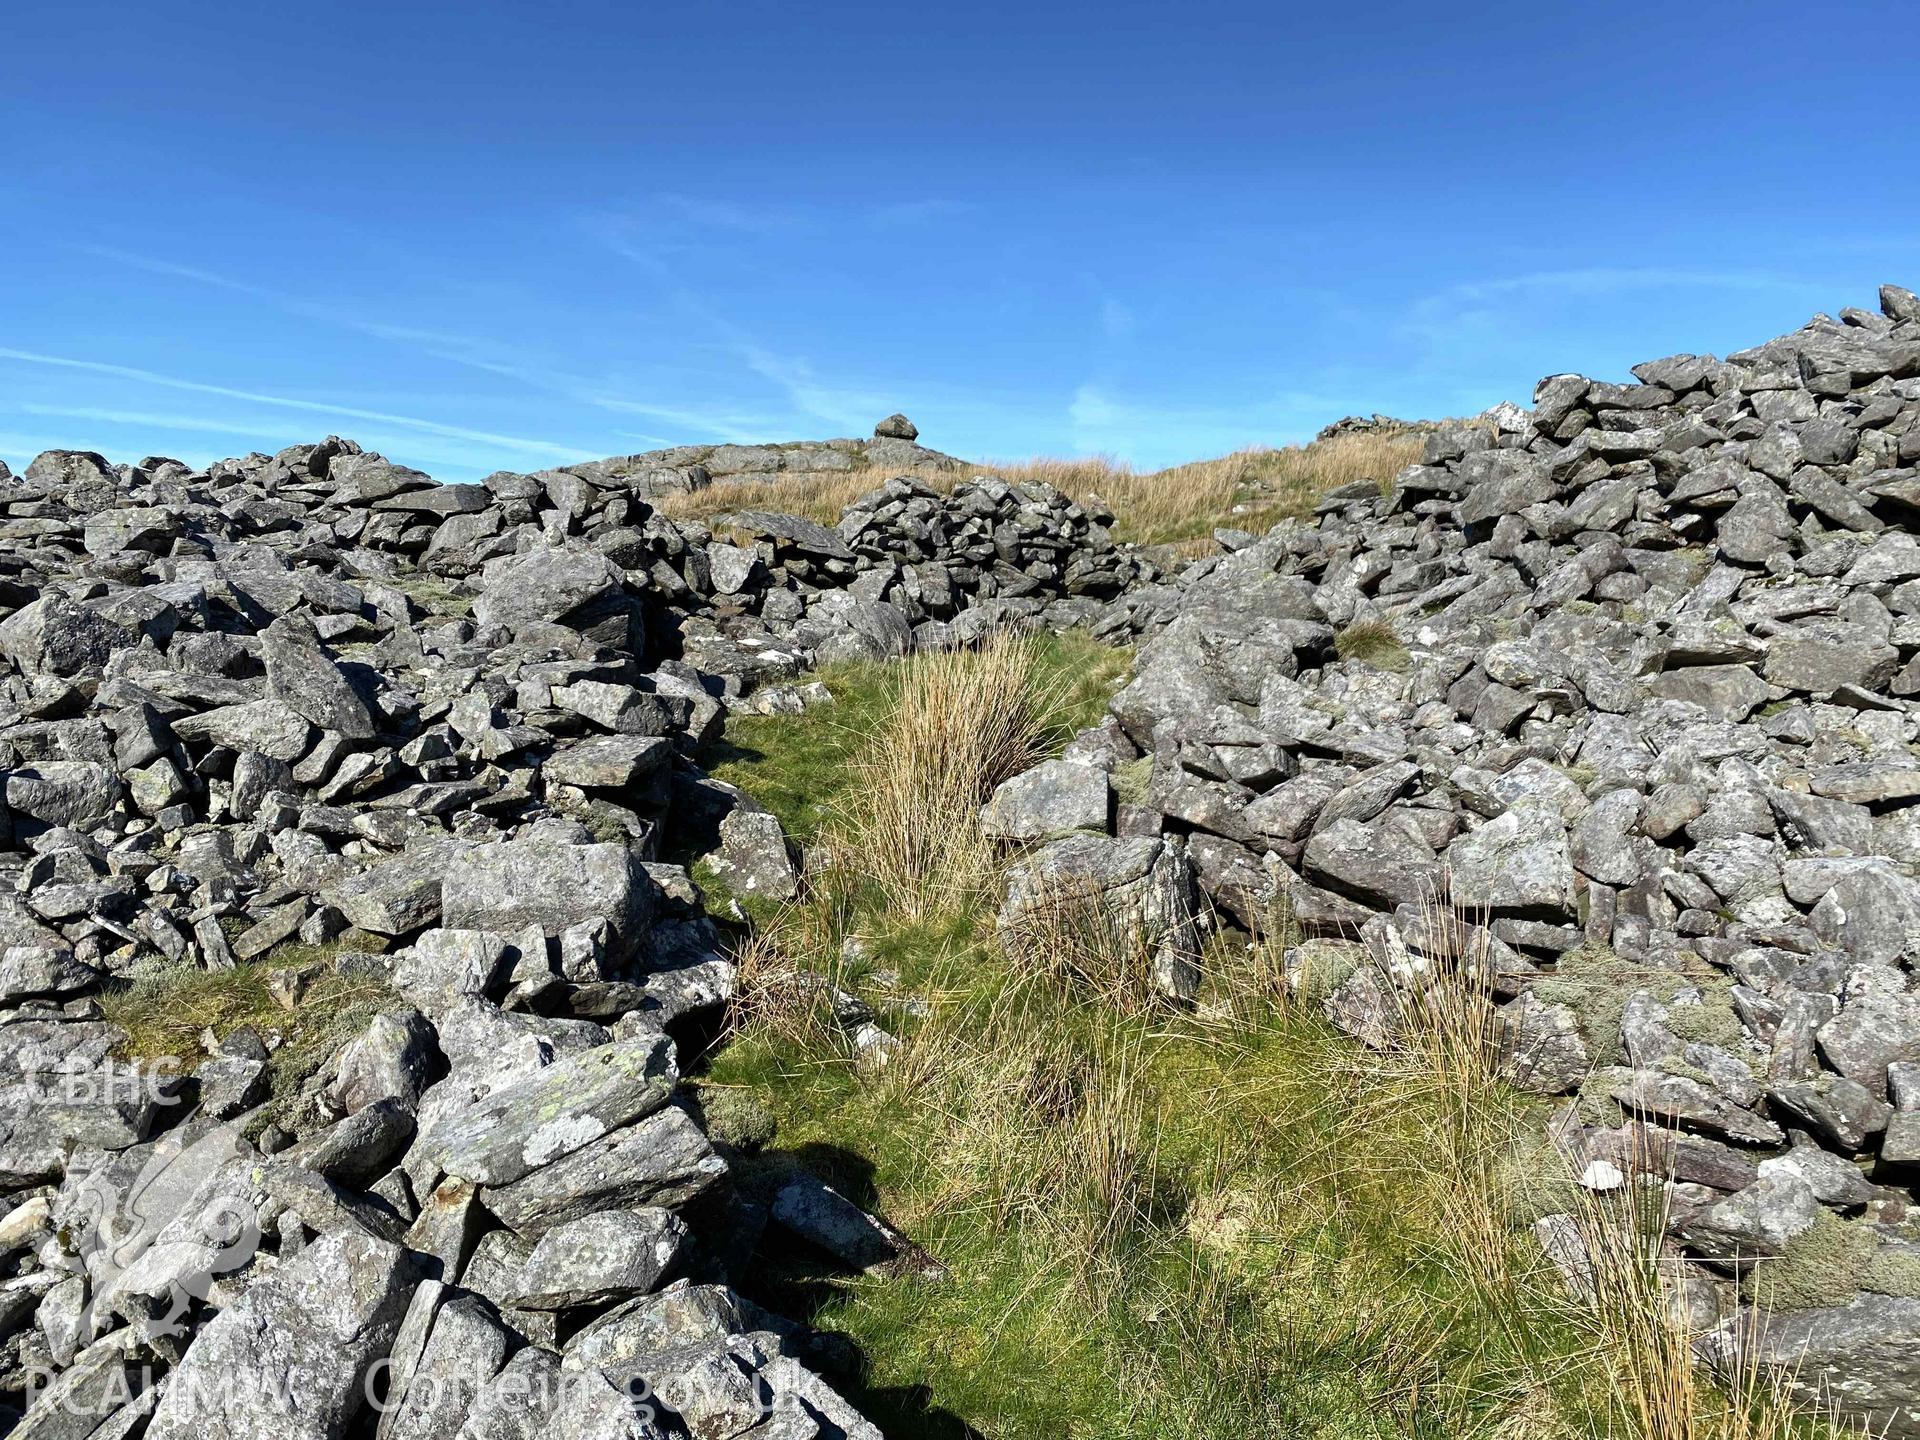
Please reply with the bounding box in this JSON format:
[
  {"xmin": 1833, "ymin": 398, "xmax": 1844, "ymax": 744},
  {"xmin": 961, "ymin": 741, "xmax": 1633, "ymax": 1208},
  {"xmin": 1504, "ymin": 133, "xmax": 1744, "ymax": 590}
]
[
  {"xmin": 100, "ymin": 940, "xmax": 397, "ymax": 1125},
  {"xmin": 385, "ymin": 570, "xmax": 474, "ymax": 618},
  {"xmin": 1334, "ymin": 620, "xmax": 1409, "ymax": 672},
  {"xmin": 705, "ymin": 916, "xmax": 1598, "ymax": 1439}
]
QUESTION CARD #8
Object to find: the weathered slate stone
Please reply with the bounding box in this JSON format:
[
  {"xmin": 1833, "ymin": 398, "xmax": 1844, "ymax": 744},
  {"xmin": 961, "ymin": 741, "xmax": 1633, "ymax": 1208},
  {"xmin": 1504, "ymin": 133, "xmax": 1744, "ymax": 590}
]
[
  {"xmin": 511, "ymin": 1206, "xmax": 688, "ymax": 1309},
  {"xmin": 481, "ymin": 1104, "xmax": 726, "ymax": 1236},
  {"xmin": 1448, "ymin": 803, "xmax": 1577, "ymax": 917},
  {"xmin": 542, "ymin": 734, "xmax": 670, "ymax": 789},
  {"xmin": 412, "ymin": 1031, "xmax": 679, "ymax": 1187},
  {"xmin": 982, "ymin": 759, "xmax": 1110, "ymax": 841},
  {"xmin": 704, "ymin": 807, "xmax": 800, "ymax": 902},
  {"xmin": 1701, "ymin": 1296, "xmax": 1920, "ymax": 1439},
  {"xmin": 441, "ymin": 837, "xmax": 653, "ymax": 947},
  {"xmin": 262, "ymin": 616, "xmax": 375, "ymax": 738},
  {"xmin": 144, "ymin": 1233, "xmax": 417, "ymax": 1440},
  {"xmin": 324, "ymin": 839, "xmax": 467, "ymax": 936}
]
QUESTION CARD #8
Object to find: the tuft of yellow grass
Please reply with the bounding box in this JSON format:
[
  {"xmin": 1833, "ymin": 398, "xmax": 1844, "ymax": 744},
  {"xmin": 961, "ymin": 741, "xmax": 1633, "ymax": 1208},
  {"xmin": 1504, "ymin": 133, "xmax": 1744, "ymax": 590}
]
[
  {"xmin": 1565, "ymin": 1132, "xmax": 1851, "ymax": 1440},
  {"xmin": 1335, "ymin": 618, "xmax": 1410, "ymax": 671},
  {"xmin": 653, "ymin": 458, "xmax": 963, "ymax": 527},
  {"xmin": 1000, "ymin": 875, "xmax": 1161, "ymax": 1013},
  {"xmin": 843, "ymin": 635, "xmax": 1062, "ymax": 922},
  {"xmin": 988, "ymin": 431, "xmax": 1427, "ymax": 547}
]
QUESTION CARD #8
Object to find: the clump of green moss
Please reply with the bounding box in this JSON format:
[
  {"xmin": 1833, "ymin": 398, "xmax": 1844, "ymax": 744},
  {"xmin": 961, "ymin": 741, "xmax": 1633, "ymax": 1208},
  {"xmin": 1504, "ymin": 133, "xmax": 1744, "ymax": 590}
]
[
  {"xmin": 1286, "ymin": 940, "xmax": 1363, "ymax": 1007},
  {"xmin": 1744, "ymin": 1214, "xmax": 1920, "ymax": 1314},
  {"xmin": 1657, "ymin": 1057, "xmax": 1713, "ymax": 1086},
  {"xmin": 1334, "ymin": 620, "xmax": 1408, "ymax": 672},
  {"xmin": 1111, "ymin": 756, "xmax": 1154, "ymax": 807},
  {"xmin": 1573, "ymin": 1087, "xmax": 1627, "ymax": 1128},
  {"xmin": 1533, "ymin": 945, "xmax": 1745, "ymax": 1066},
  {"xmin": 1746, "ymin": 1212, "xmax": 1878, "ymax": 1312},
  {"xmin": 696, "ymin": 1085, "xmax": 780, "ymax": 1152},
  {"xmin": 1664, "ymin": 993, "xmax": 1747, "ymax": 1053},
  {"xmin": 1863, "ymin": 1244, "xmax": 1920, "ymax": 1300}
]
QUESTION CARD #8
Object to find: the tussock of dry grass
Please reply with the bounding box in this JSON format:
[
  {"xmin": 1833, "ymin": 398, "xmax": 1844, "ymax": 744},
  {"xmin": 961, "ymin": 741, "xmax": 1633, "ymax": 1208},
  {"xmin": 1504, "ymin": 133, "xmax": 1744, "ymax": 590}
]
[
  {"xmin": 1563, "ymin": 1136, "xmax": 1847, "ymax": 1440},
  {"xmin": 990, "ymin": 431, "xmax": 1424, "ymax": 546},
  {"xmin": 843, "ymin": 635, "xmax": 1061, "ymax": 921},
  {"xmin": 1336, "ymin": 617, "xmax": 1410, "ymax": 671},
  {"xmin": 653, "ymin": 431, "xmax": 1426, "ymax": 548},
  {"xmin": 654, "ymin": 461, "xmax": 959, "ymax": 527},
  {"xmin": 1000, "ymin": 875, "xmax": 1161, "ymax": 1013}
]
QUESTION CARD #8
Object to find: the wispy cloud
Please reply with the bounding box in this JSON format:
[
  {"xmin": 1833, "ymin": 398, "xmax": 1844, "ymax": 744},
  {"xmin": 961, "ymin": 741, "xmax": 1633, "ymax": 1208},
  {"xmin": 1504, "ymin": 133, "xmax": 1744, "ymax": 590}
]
[
  {"xmin": 1393, "ymin": 265, "xmax": 1842, "ymax": 393},
  {"xmin": 654, "ymin": 193, "xmax": 809, "ymax": 236},
  {"xmin": 82, "ymin": 245, "xmax": 487, "ymax": 353},
  {"xmin": 15, "ymin": 403, "xmax": 302, "ymax": 440},
  {"xmin": 868, "ymin": 197, "xmax": 974, "ymax": 228},
  {"xmin": 738, "ymin": 346, "xmax": 887, "ymax": 433},
  {"xmin": 650, "ymin": 192, "xmax": 976, "ymax": 236},
  {"xmin": 1414, "ymin": 266, "xmax": 1817, "ymax": 311},
  {"xmin": 592, "ymin": 396, "xmax": 794, "ymax": 444},
  {"xmin": 0, "ymin": 348, "xmax": 586, "ymax": 461},
  {"xmin": 1401, "ymin": 267, "xmax": 1830, "ymax": 347},
  {"xmin": 594, "ymin": 225, "xmax": 900, "ymax": 437}
]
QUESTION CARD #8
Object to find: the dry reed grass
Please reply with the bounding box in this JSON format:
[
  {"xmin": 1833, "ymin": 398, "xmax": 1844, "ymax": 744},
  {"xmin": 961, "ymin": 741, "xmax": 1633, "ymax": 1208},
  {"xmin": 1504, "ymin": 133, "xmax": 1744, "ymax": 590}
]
[
  {"xmin": 841, "ymin": 635, "xmax": 1060, "ymax": 921},
  {"xmin": 723, "ymin": 918, "xmax": 850, "ymax": 1055},
  {"xmin": 999, "ymin": 875, "xmax": 1162, "ymax": 1013},
  {"xmin": 876, "ymin": 972, "xmax": 1165, "ymax": 1297},
  {"xmin": 1369, "ymin": 887, "xmax": 1851, "ymax": 1439},
  {"xmin": 653, "ymin": 460, "xmax": 959, "ymax": 527},
  {"xmin": 1563, "ymin": 1133, "xmax": 1855, "ymax": 1440},
  {"xmin": 990, "ymin": 431, "xmax": 1424, "ymax": 545},
  {"xmin": 1210, "ymin": 889, "xmax": 1298, "ymax": 1031}
]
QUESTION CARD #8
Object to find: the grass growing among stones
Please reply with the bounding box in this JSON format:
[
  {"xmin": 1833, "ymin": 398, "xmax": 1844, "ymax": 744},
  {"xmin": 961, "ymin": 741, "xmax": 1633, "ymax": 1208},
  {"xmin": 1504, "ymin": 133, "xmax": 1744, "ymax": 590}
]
[
  {"xmin": 699, "ymin": 635, "xmax": 1858, "ymax": 1440},
  {"xmin": 1335, "ymin": 618, "xmax": 1410, "ymax": 671},
  {"xmin": 655, "ymin": 431, "xmax": 1426, "ymax": 550},
  {"xmin": 844, "ymin": 638, "xmax": 1057, "ymax": 921},
  {"xmin": 703, "ymin": 630, "xmax": 1128, "ymax": 849},
  {"xmin": 101, "ymin": 943, "xmax": 398, "ymax": 1121},
  {"xmin": 990, "ymin": 431, "xmax": 1426, "ymax": 547},
  {"xmin": 697, "ymin": 640, "xmax": 1679, "ymax": 1438}
]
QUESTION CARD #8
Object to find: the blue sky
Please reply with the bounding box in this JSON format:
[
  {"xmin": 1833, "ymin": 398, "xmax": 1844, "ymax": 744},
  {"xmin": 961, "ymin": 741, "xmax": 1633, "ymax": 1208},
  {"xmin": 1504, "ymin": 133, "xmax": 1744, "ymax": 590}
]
[{"xmin": 4, "ymin": 0, "xmax": 1917, "ymax": 481}]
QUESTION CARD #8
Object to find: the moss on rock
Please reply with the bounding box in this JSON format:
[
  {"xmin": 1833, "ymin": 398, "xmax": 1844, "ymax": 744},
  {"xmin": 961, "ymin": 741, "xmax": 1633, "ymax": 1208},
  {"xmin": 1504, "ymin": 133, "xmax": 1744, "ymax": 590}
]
[
  {"xmin": 1745, "ymin": 1211, "xmax": 1878, "ymax": 1312},
  {"xmin": 1111, "ymin": 756, "xmax": 1154, "ymax": 807},
  {"xmin": 1533, "ymin": 945, "xmax": 1745, "ymax": 1067},
  {"xmin": 697, "ymin": 1085, "xmax": 780, "ymax": 1152}
]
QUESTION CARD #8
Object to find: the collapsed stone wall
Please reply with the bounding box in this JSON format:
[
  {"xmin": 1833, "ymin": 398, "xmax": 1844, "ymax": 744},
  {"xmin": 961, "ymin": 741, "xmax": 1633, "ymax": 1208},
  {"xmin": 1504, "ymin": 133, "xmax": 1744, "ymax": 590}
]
[
  {"xmin": 987, "ymin": 285, "xmax": 1920, "ymax": 1434},
  {"xmin": 0, "ymin": 415, "xmax": 1115, "ymax": 1433}
]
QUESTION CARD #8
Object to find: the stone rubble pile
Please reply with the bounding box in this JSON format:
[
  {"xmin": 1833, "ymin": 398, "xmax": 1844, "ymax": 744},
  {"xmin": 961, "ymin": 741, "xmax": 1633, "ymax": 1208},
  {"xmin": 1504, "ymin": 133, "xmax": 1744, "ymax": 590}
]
[
  {"xmin": 984, "ymin": 285, "xmax": 1920, "ymax": 1434},
  {"xmin": 689, "ymin": 476, "xmax": 1145, "ymax": 688},
  {"xmin": 0, "ymin": 416, "xmax": 1072, "ymax": 1435},
  {"xmin": 561, "ymin": 413, "xmax": 957, "ymax": 499}
]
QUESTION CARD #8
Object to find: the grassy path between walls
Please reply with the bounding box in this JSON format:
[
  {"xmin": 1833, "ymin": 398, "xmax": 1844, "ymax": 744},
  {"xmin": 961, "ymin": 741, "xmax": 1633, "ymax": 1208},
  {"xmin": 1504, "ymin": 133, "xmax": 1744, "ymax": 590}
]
[{"xmin": 683, "ymin": 632, "xmax": 1825, "ymax": 1440}]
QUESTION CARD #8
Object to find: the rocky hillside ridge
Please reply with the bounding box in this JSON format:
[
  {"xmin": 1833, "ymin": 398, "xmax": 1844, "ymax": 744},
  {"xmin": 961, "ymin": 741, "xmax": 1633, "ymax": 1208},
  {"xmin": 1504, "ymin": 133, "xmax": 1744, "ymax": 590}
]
[
  {"xmin": 559, "ymin": 410, "xmax": 964, "ymax": 499},
  {"xmin": 981, "ymin": 283, "xmax": 1920, "ymax": 1433}
]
